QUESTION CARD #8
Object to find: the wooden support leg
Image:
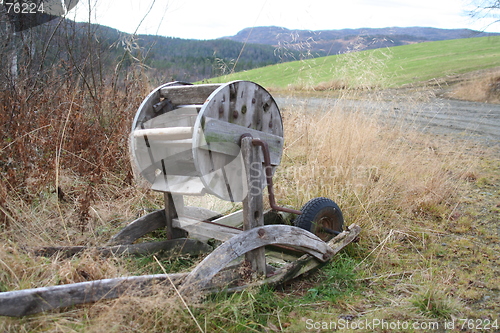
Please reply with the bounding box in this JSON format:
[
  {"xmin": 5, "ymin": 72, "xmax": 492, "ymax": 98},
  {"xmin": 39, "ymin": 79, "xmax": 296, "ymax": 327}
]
[
  {"xmin": 164, "ymin": 192, "xmax": 184, "ymax": 240},
  {"xmin": 241, "ymin": 137, "xmax": 266, "ymax": 277}
]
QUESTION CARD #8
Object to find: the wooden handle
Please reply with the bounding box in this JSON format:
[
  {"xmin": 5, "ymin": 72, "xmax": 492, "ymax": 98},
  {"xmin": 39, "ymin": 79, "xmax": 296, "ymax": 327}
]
[{"xmin": 133, "ymin": 127, "xmax": 194, "ymax": 141}]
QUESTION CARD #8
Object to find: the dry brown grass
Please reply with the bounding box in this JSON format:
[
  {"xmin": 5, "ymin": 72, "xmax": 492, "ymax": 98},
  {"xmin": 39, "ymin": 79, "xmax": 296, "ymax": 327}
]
[
  {"xmin": 275, "ymin": 94, "xmax": 476, "ymax": 227},
  {"xmin": 267, "ymin": 93, "xmax": 492, "ymax": 328},
  {"xmin": 444, "ymin": 68, "xmax": 500, "ymax": 103},
  {"xmin": 1, "ymin": 74, "xmax": 497, "ymax": 330}
]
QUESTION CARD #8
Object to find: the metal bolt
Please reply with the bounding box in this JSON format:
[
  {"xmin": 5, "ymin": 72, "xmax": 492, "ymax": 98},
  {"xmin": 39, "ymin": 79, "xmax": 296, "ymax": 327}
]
[{"xmin": 233, "ymin": 110, "xmax": 239, "ymax": 119}]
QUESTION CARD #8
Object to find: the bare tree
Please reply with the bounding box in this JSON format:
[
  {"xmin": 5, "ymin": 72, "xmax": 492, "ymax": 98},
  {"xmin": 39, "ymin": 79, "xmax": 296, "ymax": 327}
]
[{"xmin": 469, "ymin": 0, "xmax": 500, "ymax": 28}]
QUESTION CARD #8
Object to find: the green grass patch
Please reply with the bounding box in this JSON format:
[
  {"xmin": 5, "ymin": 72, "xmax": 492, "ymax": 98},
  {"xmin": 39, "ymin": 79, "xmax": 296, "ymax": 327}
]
[
  {"xmin": 303, "ymin": 253, "xmax": 359, "ymax": 302},
  {"xmin": 207, "ymin": 36, "xmax": 500, "ymax": 89},
  {"xmin": 200, "ymin": 253, "xmax": 359, "ymax": 332}
]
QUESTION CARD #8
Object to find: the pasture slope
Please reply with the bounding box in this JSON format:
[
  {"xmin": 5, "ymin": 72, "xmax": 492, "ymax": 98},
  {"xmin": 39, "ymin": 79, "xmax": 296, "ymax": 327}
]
[{"xmin": 208, "ymin": 36, "xmax": 500, "ymax": 89}]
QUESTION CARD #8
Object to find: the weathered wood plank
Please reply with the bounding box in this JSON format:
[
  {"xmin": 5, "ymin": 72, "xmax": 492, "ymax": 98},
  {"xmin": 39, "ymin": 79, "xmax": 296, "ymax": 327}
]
[
  {"xmin": 202, "ymin": 118, "xmax": 283, "ymax": 165},
  {"xmin": 0, "ymin": 273, "xmax": 187, "ymax": 317},
  {"xmin": 106, "ymin": 210, "xmax": 167, "ymax": 246},
  {"xmin": 180, "ymin": 225, "xmax": 334, "ymax": 294},
  {"xmin": 164, "ymin": 192, "xmax": 183, "ymax": 240},
  {"xmin": 241, "ymin": 136, "xmax": 267, "ymax": 276},
  {"xmin": 32, "ymin": 239, "xmax": 211, "ymax": 258},
  {"xmin": 182, "ymin": 206, "xmax": 222, "ymax": 221},
  {"xmin": 160, "ymin": 84, "xmax": 221, "ymax": 105},
  {"xmin": 141, "ymin": 105, "xmax": 199, "ymax": 129},
  {"xmin": 0, "ymin": 260, "xmax": 250, "ymax": 317},
  {"xmin": 172, "ymin": 217, "xmax": 242, "ymax": 242},
  {"xmin": 210, "ymin": 210, "xmax": 243, "ymax": 227},
  {"xmin": 151, "ymin": 176, "xmax": 206, "ymax": 195}
]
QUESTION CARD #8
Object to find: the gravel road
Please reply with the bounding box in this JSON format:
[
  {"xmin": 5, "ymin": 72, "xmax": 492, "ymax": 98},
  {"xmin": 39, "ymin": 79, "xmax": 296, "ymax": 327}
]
[{"xmin": 276, "ymin": 96, "xmax": 500, "ymax": 147}]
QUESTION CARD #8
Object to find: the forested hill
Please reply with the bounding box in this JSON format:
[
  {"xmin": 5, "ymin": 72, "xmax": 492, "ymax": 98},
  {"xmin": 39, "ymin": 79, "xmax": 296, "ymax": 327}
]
[
  {"xmin": 136, "ymin": 35, "xmax": 300, "ymax": 81},
  {"xmin": 0, "ymin": 18, "xmax": 300, "ymax": 84},
  {"xmin": 222, "ymin": 26, "xmax": 500, "ymax": 56},
  {"xmin": 92, "ymin": 23, "xmax": 303, "ymax": 82}
]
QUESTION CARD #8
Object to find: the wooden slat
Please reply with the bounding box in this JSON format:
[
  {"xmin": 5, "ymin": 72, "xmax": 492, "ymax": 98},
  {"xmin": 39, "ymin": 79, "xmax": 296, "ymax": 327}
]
[
  {"xmin": 141, "ymin": 105, "xmax": 199, "ymax": 129},
  {"xmin": 182, "ymin": 206, "xmax": 222, "ymax": 221},
  {"xmin": 210, "ymin": 210, "xmax": 243, "ymax": 228},
  {"xmin": 172, "ymin": 217, "xmax": 242, "ymax": 242},
  {"xmin": 151, "ymin": 176, "xmax": 205, "ymax": 195},
  {"xmin": 160, "ymin": 84, "xmax": 221, "ymax": 105},
  {"xmin": 164, "ymin": 192, "xmax": 181, "ymax": 240},
  {"xmin": 202, "ymin": 117, "xmax": 283, "ymax": 165}
]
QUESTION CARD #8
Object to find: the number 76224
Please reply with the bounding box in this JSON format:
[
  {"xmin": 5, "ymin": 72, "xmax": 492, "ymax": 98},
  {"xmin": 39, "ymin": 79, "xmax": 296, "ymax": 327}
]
[{"xmin": 2, "ymin": 1, "xmax": 46, "ymax": 14}]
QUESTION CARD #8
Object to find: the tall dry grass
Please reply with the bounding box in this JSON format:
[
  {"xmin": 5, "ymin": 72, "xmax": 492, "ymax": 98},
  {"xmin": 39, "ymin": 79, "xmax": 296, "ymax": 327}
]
[
  {"xmin": 275, "ymin": 94, "xmax": 475, "ymax": 227},
  {"xmin": 0, "ymin": 84, "xmax": 482, "ymax": 330},
  {"xmin": 272, "ymin": 92, "xmax": 479, "ymax": 314},
  {"xmin": 445, "ymin": 68, "xmax": 500, "ymax": 103},
  {"xmin": 0, "ymin": 40, "xmax": 158, "ymax": 242},
  {"xmin": 0, "ymin": 31, "xmax": 486, "ymax": 329}
]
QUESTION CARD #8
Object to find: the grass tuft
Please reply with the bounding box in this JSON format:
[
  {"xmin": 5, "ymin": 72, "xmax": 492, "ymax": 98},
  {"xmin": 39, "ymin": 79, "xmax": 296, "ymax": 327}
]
[{"xmin": 411, "ymin": 287, "xmax": 461, "ymax": 319}]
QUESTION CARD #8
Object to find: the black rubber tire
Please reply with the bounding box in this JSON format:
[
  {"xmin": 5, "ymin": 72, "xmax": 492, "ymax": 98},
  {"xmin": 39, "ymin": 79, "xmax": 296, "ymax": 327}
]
[{"xmin": 294, "ymin": 197, "xmax": 344, "ymax": 241}]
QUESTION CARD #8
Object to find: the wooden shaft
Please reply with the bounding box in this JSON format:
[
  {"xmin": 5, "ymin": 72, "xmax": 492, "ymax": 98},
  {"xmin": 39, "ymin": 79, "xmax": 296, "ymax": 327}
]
[
  {"xmin": 241, "ymin": 136, "xmax": 266, "ymax": 277},
  {"xmin": 133, "ymin": 127, "xmax": 194, "ymax": 141},
  {"xmin": 164, "ymin": 192, "xmax": 183, "ymax": 240}
]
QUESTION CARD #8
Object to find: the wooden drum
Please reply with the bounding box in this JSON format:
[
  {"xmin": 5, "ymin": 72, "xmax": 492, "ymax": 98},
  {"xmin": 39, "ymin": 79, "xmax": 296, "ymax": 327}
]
[{"xmin": 130, "ymin": 81, "xmax": 284, "ymax": 202}]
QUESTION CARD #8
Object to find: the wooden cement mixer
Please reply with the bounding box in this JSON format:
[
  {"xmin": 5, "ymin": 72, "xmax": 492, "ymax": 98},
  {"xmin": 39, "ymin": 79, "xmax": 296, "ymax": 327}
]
[{"xmin": 0, "ymin": 81, "xmax": 360, "ymax": 317}]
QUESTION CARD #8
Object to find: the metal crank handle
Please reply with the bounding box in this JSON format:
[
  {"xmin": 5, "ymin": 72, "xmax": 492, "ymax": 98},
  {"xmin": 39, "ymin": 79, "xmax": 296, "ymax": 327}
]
[{"xmin": 240, "ymin": 134, "xmax": 302, "ymax": 216}]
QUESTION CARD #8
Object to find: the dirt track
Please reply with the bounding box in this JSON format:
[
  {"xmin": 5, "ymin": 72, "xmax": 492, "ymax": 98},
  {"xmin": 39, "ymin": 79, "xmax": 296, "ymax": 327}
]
[
  {"xmin": 277, "ymin": 96, "xmax": 500, "ymax": 147},
  {"xmin": 383, "ymin": 97, "xmax": 500, "ymax": 145}
]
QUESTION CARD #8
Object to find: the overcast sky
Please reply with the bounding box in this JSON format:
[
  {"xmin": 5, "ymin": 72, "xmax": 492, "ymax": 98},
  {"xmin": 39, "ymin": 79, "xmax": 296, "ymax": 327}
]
[{"xmin": 67, "ymin": 0, "xmax": 500, "ymax": 40}]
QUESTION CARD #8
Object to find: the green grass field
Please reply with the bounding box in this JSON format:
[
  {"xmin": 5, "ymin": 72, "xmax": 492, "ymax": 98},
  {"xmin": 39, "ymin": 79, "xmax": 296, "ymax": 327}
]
[{"xmin": 209, "ymin": 36, "xmax": 500, "ymax": 89}]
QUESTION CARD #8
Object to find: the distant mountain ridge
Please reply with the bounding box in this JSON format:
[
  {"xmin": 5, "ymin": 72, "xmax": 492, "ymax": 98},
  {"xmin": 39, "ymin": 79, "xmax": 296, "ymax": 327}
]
[{"xmin": 222, "ymin": 26, "xmax": 500, "ymax": 56}]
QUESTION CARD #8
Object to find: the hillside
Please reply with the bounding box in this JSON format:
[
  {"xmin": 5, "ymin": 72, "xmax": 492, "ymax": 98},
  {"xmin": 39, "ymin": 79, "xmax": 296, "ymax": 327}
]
[
  {"xmin": 4, "ymin": 16, "xmax": 500, "ymax": 85},
  {"xmin": 222, "ymin": 26, "xmax": 500, "ymax": 57},
  {"xmin": 0, "ymin": 17, "xmax": 299, "ymax": 84},
  {"xmin": 209, "ymin": 36, "xmax": 500, "ymax": 89}
]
